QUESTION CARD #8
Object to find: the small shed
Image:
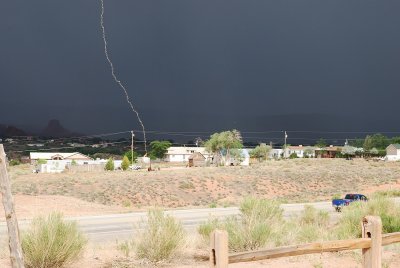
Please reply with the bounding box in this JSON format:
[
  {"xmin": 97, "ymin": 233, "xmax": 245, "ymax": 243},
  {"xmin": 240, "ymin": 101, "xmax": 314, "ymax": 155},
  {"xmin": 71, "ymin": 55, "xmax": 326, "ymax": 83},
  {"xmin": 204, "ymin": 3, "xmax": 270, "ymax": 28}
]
[
  {"xmin": 386, "ymin": 144, "xmax": 400, "ymax": 161},
  {"xmin": 188, "ymin": 152, "xmax": 206, "ymax": 167}
]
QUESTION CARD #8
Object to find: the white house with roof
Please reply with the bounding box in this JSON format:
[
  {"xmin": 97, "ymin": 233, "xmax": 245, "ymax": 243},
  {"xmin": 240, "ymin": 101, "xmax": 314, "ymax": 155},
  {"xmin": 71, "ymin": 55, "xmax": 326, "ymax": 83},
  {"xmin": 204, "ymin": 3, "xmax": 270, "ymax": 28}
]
[
  {"xmin": 386, "ymin": 144, "xmax": 400, "ymax": 161},
  {"xmin": 30, "ymin": 152, "xmax": 92, "ymax": 164},
  {"xmin": 165, "ymin": 147, "xmax": 212, "ymax": 162},
  {"xmin": 287, "ymin": 145, "xmax": 315, "ymax": 158}
]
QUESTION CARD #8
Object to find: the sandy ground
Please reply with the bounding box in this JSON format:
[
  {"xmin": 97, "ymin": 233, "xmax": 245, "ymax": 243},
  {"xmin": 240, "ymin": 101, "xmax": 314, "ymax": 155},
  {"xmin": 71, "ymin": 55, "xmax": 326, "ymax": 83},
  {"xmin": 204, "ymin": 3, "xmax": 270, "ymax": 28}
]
[
  {"xmin": 1, "ymin": 245, "xmax": 398, "ymax": 268},
  {"xmin": 9, "ymin": 159, "xmax": 400, "ymax": 210}
]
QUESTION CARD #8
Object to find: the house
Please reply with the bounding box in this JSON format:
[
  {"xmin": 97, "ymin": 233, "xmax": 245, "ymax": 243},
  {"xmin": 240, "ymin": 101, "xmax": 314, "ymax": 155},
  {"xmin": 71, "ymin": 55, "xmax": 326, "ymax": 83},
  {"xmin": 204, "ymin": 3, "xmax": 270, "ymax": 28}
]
[
  {"xmin": 386, "ymin": 144, "xmax": 400, "ymax": 161},
  {"xmin": 287, "ymin": 145, "xmax": 315, "ymax": 158},
  {"xmin": 165, "ymin": 147, "xmax": 212, "ymax": 162},
  {"xmin": 315, "ymin": 146, "xmax": 341, "ymax": 158},
  {"xmin": 29, "ymin": 152, "xmax": 92, "ymax": 164},
  {"xmin": 188, "ymin": 152, "xmax": 206, "ymax": 167},
  {"xmin": 269, "ymin": 149, "xmax": 283, "ymax": 159}
]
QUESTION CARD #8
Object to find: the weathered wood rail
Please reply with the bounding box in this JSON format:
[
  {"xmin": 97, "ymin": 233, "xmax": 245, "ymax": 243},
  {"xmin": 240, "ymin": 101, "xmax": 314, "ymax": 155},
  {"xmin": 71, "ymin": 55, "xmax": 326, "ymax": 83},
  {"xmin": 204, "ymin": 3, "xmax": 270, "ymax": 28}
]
[
  {"xmin": 0, "ymin": 145, "xmax": 25, "ymax": 268},
  {"xmin": 210, "ymin": 216, "xmax": 400, "ymax": 268}
]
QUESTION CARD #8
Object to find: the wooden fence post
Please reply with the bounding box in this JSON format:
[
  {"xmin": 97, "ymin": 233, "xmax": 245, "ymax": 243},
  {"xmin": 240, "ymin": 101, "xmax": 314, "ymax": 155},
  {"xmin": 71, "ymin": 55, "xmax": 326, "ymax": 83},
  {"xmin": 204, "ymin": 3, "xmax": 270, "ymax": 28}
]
[
  {"xmin": 0, "ymin": 145, "xmax": 25, "ymax": 268},
  {"xmin": 362, "ymin": 216, "xmax": 382, "ymax": 268},
  {"xmin": 210, "ymin": 230, "xmax": 229, "ymax": 268}
]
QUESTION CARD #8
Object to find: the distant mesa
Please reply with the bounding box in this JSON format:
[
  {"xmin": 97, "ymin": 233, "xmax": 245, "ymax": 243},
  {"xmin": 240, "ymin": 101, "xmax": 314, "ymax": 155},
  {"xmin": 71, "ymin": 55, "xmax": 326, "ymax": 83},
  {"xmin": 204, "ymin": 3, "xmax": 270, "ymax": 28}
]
[
  {"xmin": 40, "ymin": 119, "xmax": 80, "ymax": 138},
  {"xmin": 0, "ymin": 124, "xmax": 27, "ymax": 137}
]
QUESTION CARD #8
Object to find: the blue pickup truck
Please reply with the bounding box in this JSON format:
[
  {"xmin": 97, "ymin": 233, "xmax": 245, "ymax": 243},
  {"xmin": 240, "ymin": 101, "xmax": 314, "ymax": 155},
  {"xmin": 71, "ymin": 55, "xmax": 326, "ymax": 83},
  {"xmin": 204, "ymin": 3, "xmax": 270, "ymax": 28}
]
[{"xmin": 332, "ymin": 194, "xmax": 368, "ymax": 212}]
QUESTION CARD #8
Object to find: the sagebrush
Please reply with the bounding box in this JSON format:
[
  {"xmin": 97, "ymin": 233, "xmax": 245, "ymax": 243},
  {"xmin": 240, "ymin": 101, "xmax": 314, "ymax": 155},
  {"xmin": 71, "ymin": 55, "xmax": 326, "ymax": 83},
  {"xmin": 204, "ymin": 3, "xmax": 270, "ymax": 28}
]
[
  {"xmin": 22, "ymin": 212, "xmax": 86, "ymax": 268},
  {"xmin": 136, "ymin": 208, "xmax": 186, "ymax": 263}
]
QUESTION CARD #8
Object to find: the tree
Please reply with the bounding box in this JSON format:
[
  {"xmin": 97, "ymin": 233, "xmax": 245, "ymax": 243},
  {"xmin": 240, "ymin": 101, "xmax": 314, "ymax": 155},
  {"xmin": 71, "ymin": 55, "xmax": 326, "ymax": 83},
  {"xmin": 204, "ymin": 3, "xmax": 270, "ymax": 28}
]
[
  {"xmin": 315, "ymin": 138, "xmax": 327, "ymax": 148},
  {"xmin": 105, "ymin": 158, "xmax": 114, "ymax": 171},
  {"xmin": 363, "ymin": 133, "xmax": 389, "ymax": 151},
  {"xmin": 250, "ymin": 143, "xmax": 271, "ymax": 161},
  {"xmin": 369, "ymin": 147, "xmax": 379, "ymax": 156},
  {"xmin": 204, "ymin": 129, "xmax": 243, "ymax": 165},
  {"xmin": 124, "ymin": 150, "xmax": 138, "ymax": 164},
  {"xmin": 149, "ymin": 140, "xmax": 172, "ymax": 160},
  {"xmin": 391, "ymin": 136, "xmax": 400, "ymax": 145},
  {"xmin": 342, "ymin": 145, "xmax": 356, "ymax": 158},
  {"xmin": 303, "ymin": 147, "xmax": 314, "ymax": 158},
  {"xmin": 121, "ymin": 156, "xmax": 130, "ymax": 171}
]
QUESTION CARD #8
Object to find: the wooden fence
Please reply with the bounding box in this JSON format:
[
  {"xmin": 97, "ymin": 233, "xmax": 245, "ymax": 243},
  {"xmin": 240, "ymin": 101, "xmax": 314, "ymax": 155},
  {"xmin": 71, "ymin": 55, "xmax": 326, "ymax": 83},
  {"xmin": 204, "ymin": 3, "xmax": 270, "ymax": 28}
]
[{"xmin": 210, "ymin": 216, "xmax": 400, "ymax": 268}]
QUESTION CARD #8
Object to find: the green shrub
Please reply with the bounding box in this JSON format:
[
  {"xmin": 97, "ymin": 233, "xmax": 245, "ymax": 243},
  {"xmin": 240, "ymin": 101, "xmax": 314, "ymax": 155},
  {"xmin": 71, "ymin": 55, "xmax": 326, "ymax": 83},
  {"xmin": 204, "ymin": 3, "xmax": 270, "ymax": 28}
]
[
  {"xmin": 37, "ymin": 159, "xmax": 47, "ymax": 165},
  {"xmin": 136, "ymin": 209, "xmax": 186, "ymax": 263},
  {"xmin": 9, "ymin": 159, "xmax": 21, "ymax": 166},
  {"xmin": 105, "ymin": 157, "xmax": 114, "ymax": 171},
  {"xmin": 374, "ymin": 190, "xmax": 400, "ymax": 198},
  {"xmin": 335, "ymin": 196, "xmax": 400, "ymax": 239},
  {"xmin": 22, "ymin": 212, "xmax": 86, "ymax": 268},
  {"xmin": 295, "ymin": 205, "xmax": 330, "ymax": 243},
  {"xmin": 121, "ymin": 156, "xmax": 130, "ymax": 171},
  {"xmin": 198, "ymin": 218, "xmax": 223, "ymax": 241},
  {"xmin": 198, "ymin": 197, "xmax": 284, "ymax": 252},
  {"xmin": 289, "ymin": 153, "xmax": 298, "ymax": 159}
]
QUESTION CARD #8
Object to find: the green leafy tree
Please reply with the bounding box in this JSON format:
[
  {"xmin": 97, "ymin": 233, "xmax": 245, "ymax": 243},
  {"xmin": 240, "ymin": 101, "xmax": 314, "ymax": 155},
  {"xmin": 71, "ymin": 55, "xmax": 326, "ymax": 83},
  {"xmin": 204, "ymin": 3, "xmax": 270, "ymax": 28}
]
[
  {"xmin": 250, "ymin": 143, "xmax": 271, "ymax": 161},
  {"xmin": 315, "ymin": 138, "xmax": 327, "ymax": 148},
  {"xmin": 124, "ymin": 150, "xmax": 138, "ymax": 164},
  {"xmin": 369, "ymin": 147, "xmax": 379, "ymax": 156},
  {"xmin": 204, "ymin": 129, "xmax": 243, "ymax": 165},
  {"xmin": 105, "ymin": 158, "xmax": 114, "ymax": 171},
  {"xmin": 342, "ymin": 145, "xmax": 356, "ymax": 158},
  {"xmin": 391, "ymin": 136, "xmax": 400, "ymax": 145},
  {"xmin": 303, "ymin": 147, "xmax": 314, "ymax": 158},
  {"xmin": 121, "ymin": 156, "xmax": 130, "ymax": 171},
  {"xmin": 149, "ymin": 140, "xmax": 172, "ymax": 160},
  {"xmin": 363, "ymin": 134, "xmax": 389, "ymax": 151}
]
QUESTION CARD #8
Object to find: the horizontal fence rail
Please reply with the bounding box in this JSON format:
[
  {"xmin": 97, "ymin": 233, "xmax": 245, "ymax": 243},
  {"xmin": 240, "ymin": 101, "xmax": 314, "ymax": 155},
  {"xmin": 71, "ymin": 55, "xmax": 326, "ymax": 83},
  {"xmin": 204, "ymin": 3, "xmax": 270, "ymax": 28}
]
[{"xmin": 210, "ymin": 216, "xmax": 400, "ymax": 268}]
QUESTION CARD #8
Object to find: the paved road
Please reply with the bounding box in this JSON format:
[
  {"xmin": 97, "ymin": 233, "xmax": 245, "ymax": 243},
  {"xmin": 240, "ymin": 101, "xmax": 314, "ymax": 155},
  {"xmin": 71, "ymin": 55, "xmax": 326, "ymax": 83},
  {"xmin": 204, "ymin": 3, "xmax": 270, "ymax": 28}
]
[
  {"xmin": 0, "ymin": 201, "xmax": 334, "ymax": 243},
  {"xmin": 2, "ymin": 198, "xmax": 398, "ymax": 243}
]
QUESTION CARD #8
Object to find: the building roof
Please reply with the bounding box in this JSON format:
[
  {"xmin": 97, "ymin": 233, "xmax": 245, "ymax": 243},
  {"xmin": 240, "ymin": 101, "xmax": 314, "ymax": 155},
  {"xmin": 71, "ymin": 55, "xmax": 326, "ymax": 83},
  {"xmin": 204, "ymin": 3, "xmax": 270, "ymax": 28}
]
[
  {"xmin": 166, "ymin": 146, "xmax": 209, "ymax": 155},
  {"xmin": 388, "ymin": 144, "xmax": 400, "ymax": 149},
  {"xmin": 188, "ymin": 152, "xmax": 206, "ymax": 160},
  {"xmin": 30, "ymin": 152, "xmax": 92, "ymax": 160}
]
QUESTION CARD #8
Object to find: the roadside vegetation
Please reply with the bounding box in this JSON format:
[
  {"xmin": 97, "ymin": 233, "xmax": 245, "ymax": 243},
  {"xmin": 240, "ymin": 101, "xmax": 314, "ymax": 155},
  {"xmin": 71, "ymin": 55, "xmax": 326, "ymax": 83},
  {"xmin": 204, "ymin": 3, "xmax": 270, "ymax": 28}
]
[
  {"xmin": 199, "ymin": 194, "xmax": 400, "ymax": 253},
  {"xmin": 22, "ymin": 212, "xmax": 86, "ymax": 268},
  {"xmin": 135, "ymin": 209, "xmax": 186, "ymax": 263}
]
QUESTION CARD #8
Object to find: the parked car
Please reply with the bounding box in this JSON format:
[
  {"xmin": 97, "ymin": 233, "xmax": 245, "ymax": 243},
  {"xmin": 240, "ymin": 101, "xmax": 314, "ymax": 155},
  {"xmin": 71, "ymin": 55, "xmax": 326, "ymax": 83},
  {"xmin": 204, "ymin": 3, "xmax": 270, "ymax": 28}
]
[
  {"xmin": 130, "ymin": 165, "xmax": 141, "ymax": 170},
  {"xmin": 332, "ymin": 194, "xmax": 368, "ymax": 212}
]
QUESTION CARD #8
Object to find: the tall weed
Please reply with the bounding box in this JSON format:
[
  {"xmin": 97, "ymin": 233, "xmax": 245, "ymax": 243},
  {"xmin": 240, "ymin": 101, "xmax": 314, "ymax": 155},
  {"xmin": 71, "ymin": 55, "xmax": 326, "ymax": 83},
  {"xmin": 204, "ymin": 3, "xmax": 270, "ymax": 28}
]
[
  {"xmin": 136, "ymin": 209, "xmax": 186, "ymax": 263},
  {"xmin": 22, "ymin": 213, "xmax": 86, "ymax": 268}
]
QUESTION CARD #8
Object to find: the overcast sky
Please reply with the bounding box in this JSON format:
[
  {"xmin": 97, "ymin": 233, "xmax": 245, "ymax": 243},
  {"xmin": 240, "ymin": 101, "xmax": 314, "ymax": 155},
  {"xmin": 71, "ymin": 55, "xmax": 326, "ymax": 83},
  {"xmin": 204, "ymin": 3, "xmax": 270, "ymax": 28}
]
[{"xmin": 1, "ymin": 1, "xmax": 400, "ymax": 142}]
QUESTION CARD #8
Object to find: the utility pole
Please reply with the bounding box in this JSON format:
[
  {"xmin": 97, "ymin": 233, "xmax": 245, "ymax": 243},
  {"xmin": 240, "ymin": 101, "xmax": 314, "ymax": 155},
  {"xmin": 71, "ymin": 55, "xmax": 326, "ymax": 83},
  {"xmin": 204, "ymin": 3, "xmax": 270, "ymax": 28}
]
[
  {"xmin": 284, "ymin": 131, "xmax": 288, "ymax": 158},
  {"xmin": 131, "ymin": 131, "xmax": 135, "ymax": 165}
]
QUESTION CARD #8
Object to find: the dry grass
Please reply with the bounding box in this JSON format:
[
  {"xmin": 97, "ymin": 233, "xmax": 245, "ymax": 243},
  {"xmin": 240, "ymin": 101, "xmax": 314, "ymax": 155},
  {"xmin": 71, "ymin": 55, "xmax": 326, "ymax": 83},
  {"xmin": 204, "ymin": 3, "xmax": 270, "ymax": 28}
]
[
  {"xmin": 9, "ymin": 159, "xmax": 400, "ymax": 208},
  {"xmin": 22, "ymin": 212, "xmax": 87, "ymax": 268}
]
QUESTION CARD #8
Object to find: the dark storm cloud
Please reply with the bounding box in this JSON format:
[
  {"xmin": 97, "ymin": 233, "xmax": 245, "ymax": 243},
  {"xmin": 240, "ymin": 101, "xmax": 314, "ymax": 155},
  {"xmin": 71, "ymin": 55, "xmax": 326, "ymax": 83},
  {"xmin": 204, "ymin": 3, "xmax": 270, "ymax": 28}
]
[{"xmin": 1, "ymin": 0, "xmax": 400, "ymax": 141}]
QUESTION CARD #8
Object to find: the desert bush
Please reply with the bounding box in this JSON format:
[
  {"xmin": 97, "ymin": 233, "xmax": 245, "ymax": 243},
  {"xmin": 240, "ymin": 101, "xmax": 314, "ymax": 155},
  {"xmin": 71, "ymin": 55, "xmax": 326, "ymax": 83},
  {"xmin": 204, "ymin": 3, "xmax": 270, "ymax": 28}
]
[
  {"xmin": 289, "ymin": 153, "xmax": 298, "ymax": 159},
  {"xmin": 198, "ymin": 197, "xmax": 284, "ymax": 252},
  {"xmin": 121, "ymin": 156, "xmax": 130, "ymax": 171},
  {"xmin": 295, "ymin": 205, "xmax": 330, "ymax": 243},
  {"xmin": 105, "ymin": 157, "xmax": 114, "ymax": 171},
  {"xmin": 335, "ymin": 196, "xmax": 400, "ymax": 239},
  {"xmin": 9, "ymin": 159, "xmax": 21, "ymax": 166},
  {"xmin": 37, "ymin": 159, "xmax": 47, "ymax": 165},
  {"xmin": 22, "ymin": 212, "xmax": 86, "ymax": 268},
  {"xmin": 136, "ymin": 209, "xmax": 186, "ymax": 263},
  {"xmin": 374, "ymin": 190, "xmax": 400, "ymax": 198}
]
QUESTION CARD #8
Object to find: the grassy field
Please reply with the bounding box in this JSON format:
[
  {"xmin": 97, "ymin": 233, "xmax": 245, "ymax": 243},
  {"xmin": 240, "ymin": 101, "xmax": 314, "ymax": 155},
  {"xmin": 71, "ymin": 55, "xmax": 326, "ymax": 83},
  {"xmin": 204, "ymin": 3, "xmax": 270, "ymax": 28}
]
[{"xmin": 9, "ymin": 158, "xmax": 400, "ymax": 209}]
